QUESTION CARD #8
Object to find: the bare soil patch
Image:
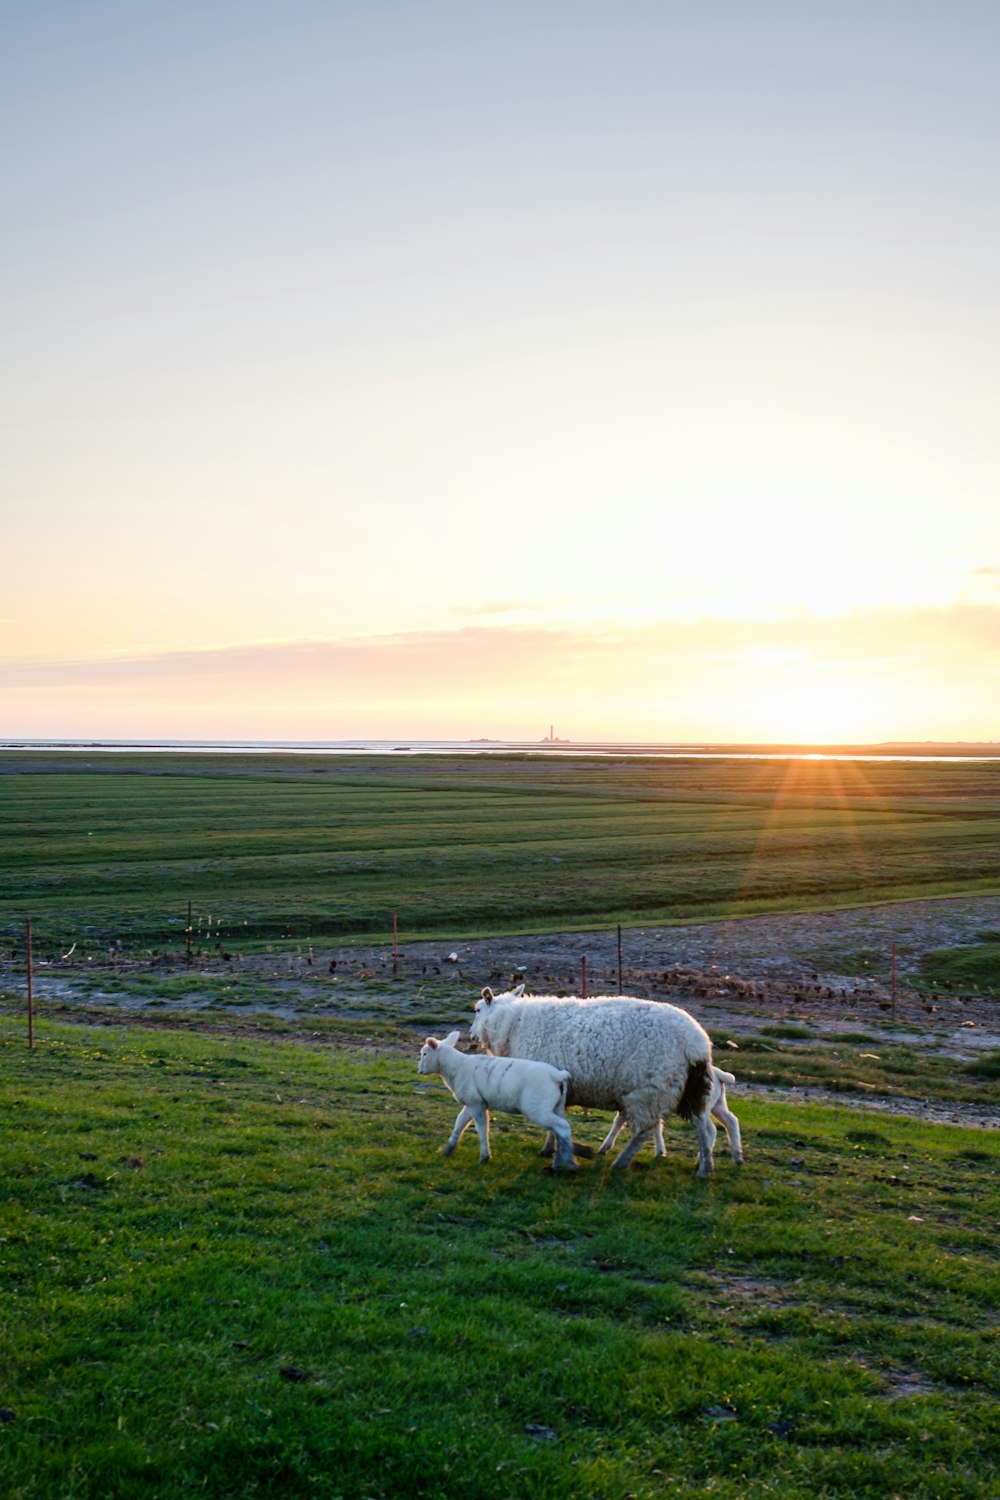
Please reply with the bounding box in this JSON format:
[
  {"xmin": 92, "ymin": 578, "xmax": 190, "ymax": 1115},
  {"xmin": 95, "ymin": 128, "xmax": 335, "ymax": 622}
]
[{"xmin": 312, "ymin": 892, "xmax": 1000, "ymax": 1054}]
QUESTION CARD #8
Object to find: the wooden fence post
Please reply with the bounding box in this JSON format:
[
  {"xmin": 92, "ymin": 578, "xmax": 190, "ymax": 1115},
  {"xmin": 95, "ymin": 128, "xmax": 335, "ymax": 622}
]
[
  {"xmin": 393, "ymin": 911, "xmax": 399, "ymax": 975},
  {"xmin": 581, "ymin": 955, "xmax": 587, "ymax": 998},
  {"xmin": 617, "ymin": 924, "xmax": 623, "ymax": 994},
  {"xmin": 26, "ymin": 918, "xmax": 35, "ymax": 1051}
]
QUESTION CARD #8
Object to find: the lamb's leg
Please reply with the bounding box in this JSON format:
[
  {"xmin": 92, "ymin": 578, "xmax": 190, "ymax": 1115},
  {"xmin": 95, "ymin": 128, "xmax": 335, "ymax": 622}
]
[
  {"xmin": 443, "ymin": 1105, "xmax": 475, "ymax": 1156},
  {"xmin": 712, "ymin": 1091, "xmax": 744, "ymax": 1163},
  {"xmin": 545, "ymin": 1115, "xmax": 578, "ymax": 1171},
  {"xmin": 598, "ymin": 1113, "xmax": 626, "ymax": 1155},
  {"xmin": 471, "ymin": 1106, "xmax": 491, "ymax": 1164}
]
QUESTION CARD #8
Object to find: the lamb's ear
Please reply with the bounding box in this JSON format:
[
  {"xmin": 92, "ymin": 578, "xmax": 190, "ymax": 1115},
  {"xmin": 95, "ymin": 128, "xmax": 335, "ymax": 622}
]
[
  {"xmin": 442, "ymin": 1029, "xmax": 461, "ymax": 1048},
  {"xmin": 481, "ymin": 987, "xmax": 494, "ymax": 1003},
  {"xmin": 425, "ymin": 1037, "xmax": 439, "ymax": 1049},
  {"xmin": 513, "ymin": 982, "xmax": 526, "ymax": 998}
]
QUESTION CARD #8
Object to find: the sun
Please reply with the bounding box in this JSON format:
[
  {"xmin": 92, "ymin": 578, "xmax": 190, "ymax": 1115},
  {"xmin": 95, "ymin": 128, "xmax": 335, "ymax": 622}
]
[{"xmin": 752, "ymin": 680, "xmax": 883, "ymax": 744}]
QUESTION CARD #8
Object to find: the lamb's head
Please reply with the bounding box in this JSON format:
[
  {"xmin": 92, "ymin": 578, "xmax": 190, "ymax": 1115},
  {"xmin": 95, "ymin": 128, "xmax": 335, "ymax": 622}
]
[
  {"xmin": 469, "ymin": 983, "xmax": 525, "ymax": 1049},
  {"xmin": 417, "ymin": 1029, "xmax": 461, "ymax": 1074}
]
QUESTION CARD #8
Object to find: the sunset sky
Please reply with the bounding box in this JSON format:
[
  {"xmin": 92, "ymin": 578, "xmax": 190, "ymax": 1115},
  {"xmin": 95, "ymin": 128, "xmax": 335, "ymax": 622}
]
[{"xmin": 4, "ymin": 2, "xmax": 999, "ymax": 744}]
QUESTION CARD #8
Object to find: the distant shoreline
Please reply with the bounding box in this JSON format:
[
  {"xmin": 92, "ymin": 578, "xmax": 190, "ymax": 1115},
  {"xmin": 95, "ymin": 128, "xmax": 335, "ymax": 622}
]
[{"xmin": 2, "ymin": 738, "xmax": 998, "ymax": 762}]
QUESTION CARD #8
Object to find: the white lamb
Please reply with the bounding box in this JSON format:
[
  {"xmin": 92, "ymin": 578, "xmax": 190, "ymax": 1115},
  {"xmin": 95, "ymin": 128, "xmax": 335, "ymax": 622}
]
[
  {"xmin": 417, "ymin": 1029, "xmax": 577, "ymax": 1170},
  {"xmin": 469, "ymin": 986, "xmax": 717, "ymax": 1176},
  {"xmin": 598, "ymin": 1066, "xmax": 744, "ymax": 1163}
]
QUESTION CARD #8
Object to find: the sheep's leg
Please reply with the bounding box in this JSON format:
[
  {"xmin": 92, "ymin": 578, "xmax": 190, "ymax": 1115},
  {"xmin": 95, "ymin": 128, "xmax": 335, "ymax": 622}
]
[
  {"xmin": 712, "ymin": 1093, "xmax": 744, "ymax": 1163},
  {"xmin": 601, "ymin": 1113, "xmax": 666, "ymax": 1159},
  {"xmin": 443, "ymin": 1106, "xmax": 476, "ymax": 1156},
  {"xmin": 610, "ymin": 1126, "xmax": 655, "ymax": 1170},
  {"xmin": 542, "ymin": 1128, "xmax": 594, "ymax": 1160},
  {"xmin": 692, "ymin": 1110, "xmax": 717, "ymax": 1179}
]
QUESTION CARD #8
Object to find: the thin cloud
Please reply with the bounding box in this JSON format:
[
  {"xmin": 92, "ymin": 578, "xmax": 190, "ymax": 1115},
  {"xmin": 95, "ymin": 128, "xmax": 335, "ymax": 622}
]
[
  {"xmin": 0, "ymin": 627, "xmax": 587, "ymax": 691},
  {"xmin": 2, "ymin": 605, "xmax": 997, "ymax": 741},
  {"xmin": 3, "ymin": 605, "xmax": 1000, "ymax": 686}
]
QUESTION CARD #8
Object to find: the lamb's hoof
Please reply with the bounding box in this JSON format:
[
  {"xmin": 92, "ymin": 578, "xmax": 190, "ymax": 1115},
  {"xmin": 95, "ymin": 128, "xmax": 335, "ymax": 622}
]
[{"xmin": 571, "ymin": 1142, "xmax": 595, "ymax": 1160}]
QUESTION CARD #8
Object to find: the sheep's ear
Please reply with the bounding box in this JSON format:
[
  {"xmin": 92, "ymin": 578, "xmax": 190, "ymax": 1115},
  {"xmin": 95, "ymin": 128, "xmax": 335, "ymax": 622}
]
[
  {"xmin": 425, "ymin": 1037, "xmax": 439, "ymax": 1049},
  {"xmin": 481, "ymin": 987, "xmax": 494, "ymax": 1003},
  {"xmin": 514, "ymin": 982, "xmax": 525, "ymax": 998},
  {"xmin": 442, "ymin": 1029, "xmax": 461, "ymax": 1048}
]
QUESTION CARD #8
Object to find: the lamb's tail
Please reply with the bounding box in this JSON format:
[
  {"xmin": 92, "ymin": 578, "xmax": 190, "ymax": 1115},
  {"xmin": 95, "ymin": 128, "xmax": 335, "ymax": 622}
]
[{"xmin": 676, "ymin": 1057, "xmax": 712, "ymax": 1120}]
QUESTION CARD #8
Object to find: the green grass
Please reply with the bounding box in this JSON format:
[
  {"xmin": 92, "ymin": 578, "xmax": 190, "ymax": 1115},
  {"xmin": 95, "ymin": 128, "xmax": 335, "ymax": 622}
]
[
  {"xmin": 1, "ymin": 1016, "xmax": 997, "ymax": 1499},
  {"xmin": 919, "ymin": 935, "xmax": 1000, "ymax": 996},
  {"xmin": 713, "ymin": 1031, "xmax": 1000, "ymax": 1105},
  {"xmin": 3, "ymin": 750, "xmax": 1000, "ymax": 956}
]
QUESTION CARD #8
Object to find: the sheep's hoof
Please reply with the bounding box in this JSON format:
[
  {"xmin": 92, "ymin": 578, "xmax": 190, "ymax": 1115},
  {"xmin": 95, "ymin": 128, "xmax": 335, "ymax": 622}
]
[{"xmin": 571, "ymin": 1141, "xmax": 595, "ymax": 1160}]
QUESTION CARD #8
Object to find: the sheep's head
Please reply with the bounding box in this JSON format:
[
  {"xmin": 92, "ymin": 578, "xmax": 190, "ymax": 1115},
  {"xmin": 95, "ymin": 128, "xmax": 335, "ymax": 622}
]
[{"xmin": 469, "ymin": 983, "xmax": 525, "ymax": 1048}]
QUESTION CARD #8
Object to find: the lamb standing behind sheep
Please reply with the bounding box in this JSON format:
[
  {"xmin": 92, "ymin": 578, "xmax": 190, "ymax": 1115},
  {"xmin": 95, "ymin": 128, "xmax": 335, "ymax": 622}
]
[
  {"xmin": 469, "ymin": 986, "xmax": 717, "ymax": 1176},
  {"xmin": 417, "ymin": 1029, "xmax": 577, "ymax": 1169},
  {"xmin": 599, "ymin": 1065, "xmax": 743, "ymax": 1163}
]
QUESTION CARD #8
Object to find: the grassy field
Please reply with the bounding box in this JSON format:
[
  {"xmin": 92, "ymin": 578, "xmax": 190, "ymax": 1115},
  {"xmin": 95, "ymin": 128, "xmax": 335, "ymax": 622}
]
[
  {"xmin": 3, "ymin": 751, "xmax": 1000, "ymax": 957},
  {"xmin": 1, "ymin": 1016, "xmax": 997, "ymax": 1500}
]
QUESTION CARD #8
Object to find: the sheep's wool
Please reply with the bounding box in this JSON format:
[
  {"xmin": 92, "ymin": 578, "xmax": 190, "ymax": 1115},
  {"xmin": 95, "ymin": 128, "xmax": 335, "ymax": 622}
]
[{"xmin": 471, "ymin": 992, "xmax": 711, "ymax": 1135}]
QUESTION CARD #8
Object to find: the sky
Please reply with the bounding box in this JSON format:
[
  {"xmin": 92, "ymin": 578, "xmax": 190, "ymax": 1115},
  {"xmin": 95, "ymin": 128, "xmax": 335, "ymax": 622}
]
[{"xmin": 3, "ymin": 0, "xmax": 999, "ymax": 744}]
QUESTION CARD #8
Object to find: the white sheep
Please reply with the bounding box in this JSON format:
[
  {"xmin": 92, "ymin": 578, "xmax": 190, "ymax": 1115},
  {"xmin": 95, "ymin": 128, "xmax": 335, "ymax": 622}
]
[
  {"xmin": 417, "ymin": 1029, "xmax": 577, "ymax": 1169},
  {"xmin": 598, "ymin": 1065, "xmax": 743, "ymax": 1163},
  {"xmin": 470, "ymin": 986, "xmax": 717, "ymax": 1176}
]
